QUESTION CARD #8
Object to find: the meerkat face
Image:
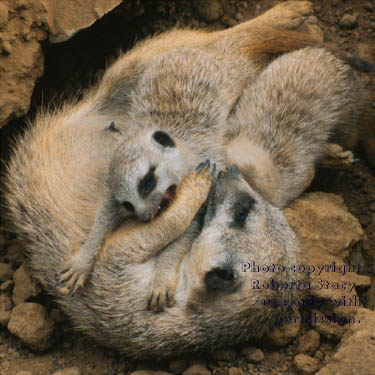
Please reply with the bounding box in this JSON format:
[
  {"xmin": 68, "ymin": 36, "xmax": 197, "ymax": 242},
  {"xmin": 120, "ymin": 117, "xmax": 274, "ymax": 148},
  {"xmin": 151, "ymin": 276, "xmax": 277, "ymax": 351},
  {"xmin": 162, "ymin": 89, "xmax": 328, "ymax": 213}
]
[
  {"xmin": 180, "ymin": 166, "xmax": 306, "ymax": 315},
  {"xmin": 110, "ymin": 130, "xmax": 189, "ymax": 222}
]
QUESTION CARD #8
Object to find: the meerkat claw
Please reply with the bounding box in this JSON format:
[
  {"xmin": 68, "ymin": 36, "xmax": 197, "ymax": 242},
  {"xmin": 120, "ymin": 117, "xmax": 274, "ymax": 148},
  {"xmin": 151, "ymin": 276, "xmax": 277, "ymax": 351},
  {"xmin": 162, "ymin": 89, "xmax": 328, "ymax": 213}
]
[
  {"xmin": 209, "ymin": 163, "xmax": 217, "ymax": 178},
  {"xmin": 196, "ymin": 159, "xmax": 211, "ymax": 173}
]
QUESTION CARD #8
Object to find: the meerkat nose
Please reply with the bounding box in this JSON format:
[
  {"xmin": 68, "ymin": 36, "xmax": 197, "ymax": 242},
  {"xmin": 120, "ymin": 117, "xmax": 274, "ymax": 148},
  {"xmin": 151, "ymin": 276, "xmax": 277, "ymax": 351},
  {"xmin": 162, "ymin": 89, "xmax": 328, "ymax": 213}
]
[{"xmin": 139, "ymin": 211, "xmax": 152, "ymax": 222}]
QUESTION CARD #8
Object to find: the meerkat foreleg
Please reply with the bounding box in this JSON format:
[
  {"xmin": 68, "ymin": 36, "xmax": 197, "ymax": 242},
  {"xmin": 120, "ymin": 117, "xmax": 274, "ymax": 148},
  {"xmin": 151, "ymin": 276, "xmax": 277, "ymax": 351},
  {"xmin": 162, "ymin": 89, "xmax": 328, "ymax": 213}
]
[
  {"xmin": 57, "ymin": 201, "xmax": 123, "ymax": 295},
  {"xmin": 146, "ymin": 219, "xmax": 201, "ymax": 312}
]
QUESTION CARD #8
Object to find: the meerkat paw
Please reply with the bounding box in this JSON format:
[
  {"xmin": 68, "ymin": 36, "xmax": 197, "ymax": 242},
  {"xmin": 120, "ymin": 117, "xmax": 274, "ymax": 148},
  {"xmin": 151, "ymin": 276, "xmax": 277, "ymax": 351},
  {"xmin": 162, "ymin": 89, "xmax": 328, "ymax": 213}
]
[
  {"xmin": 327, "ymin": 143, "xmax": 358, "ymax": 165},
  {"xmin": 259, "ymin": 1, "xmax": 313, "ymax": 30},
  {"xmin": 146, "ymin": 275, "xmax": 178, "ymax": 312},
  {"xmin": 178, "ymin": 159, "xmax": 216, "ymax": 206},
  {"xmin": 56, "ymin": 254, "xmax": 93, "ymax": 295}
]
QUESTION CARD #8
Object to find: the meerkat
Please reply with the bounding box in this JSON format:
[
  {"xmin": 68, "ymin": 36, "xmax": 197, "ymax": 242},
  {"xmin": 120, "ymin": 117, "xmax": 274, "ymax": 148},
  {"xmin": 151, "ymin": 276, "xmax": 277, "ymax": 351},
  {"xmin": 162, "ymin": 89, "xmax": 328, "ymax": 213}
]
[
  {"xmin": 56, "ymin": 28, "xmax": 373, "ymax": 295},
  {"xmin": 8, "ymin": 1, "xmax": 330, "ymax": 298},
  {"xmin": 58, "ymin": 129, "xmax": 199, "ymax": 294},
  {"xmin": 5, "ymin": 159, "xmax": 307, "ymax": 358},
  {"xmin": 122, "ymin": 44, "xmax": 372, "ymax": 309},
  {"xmin": 3, "ymin": 0, "xmax": 373, "ymax": 355},
  {"xmin": 225, "ymin": 46, "xmax": 368, "ymax": 208}
]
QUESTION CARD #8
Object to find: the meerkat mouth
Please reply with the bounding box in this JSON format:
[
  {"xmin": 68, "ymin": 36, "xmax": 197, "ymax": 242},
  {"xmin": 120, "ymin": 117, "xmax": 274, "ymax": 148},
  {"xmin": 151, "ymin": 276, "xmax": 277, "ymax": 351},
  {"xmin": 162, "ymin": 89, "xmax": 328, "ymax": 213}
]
[{"xmin": 157, "ymin": 185, "xmax": 177, "ymax": 215}]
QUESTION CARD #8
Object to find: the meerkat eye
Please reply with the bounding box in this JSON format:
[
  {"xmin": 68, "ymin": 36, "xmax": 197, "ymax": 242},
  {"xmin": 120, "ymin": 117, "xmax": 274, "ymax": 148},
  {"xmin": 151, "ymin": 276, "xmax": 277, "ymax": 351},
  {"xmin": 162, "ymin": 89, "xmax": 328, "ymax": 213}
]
[
  {"xmin": 122, "ymin": 201, "xmax": 135, "ymax": 213},
  {"xmin": 152, "ymin": 131, "xmax": 176, "ymax": 148},
  {"xmin": 230, "ymin": 193, "xmax": 255, "ymax": 229},
  {"xmin": 138, "ymin": 167, "xmax": 157, "ymax": 198}
]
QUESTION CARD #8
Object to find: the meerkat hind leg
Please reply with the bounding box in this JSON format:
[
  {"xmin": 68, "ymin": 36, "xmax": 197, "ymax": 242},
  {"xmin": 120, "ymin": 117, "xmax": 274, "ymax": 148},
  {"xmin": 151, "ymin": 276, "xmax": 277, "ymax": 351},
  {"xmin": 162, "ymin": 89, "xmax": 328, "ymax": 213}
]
[{"xmin": 320, "ymin": 143, "xmax": 358, "ymax": 169}]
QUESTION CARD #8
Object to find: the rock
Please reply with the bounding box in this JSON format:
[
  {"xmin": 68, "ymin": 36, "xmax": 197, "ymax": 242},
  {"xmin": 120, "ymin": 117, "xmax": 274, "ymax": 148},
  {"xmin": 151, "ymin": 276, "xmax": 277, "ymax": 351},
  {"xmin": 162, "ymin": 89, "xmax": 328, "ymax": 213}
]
[
  {"xmin": 8, "ymin": 302, "xmax": 54, "ymax": 351},
  {"xmin": 355, "ymin": 43, "xmax": 375, "ymax": 63},
  {"xmin": 267, "ymin": 312, "xmax": 301, "ymax": 346},
  {"xmin": 0, "ymin": 310, "xmax": 11, "ymax": 326},
  {"xmin": 0, "ymin": 2, "xmax": 9, "ymax": 28},
  {"xmin": 52, "ymin": 367, "xmax": 82, "ymax": 375},
  {"xmin": 194, "ymin": 0, "xmax": 222, "ymax": 22},
  {"xmin": 363, "ymin": 3, "xmax": 374, "ymax": 11},
  {"xmin": 12, "ymin": 263, "xmax": 41, "ymax": 305},
  {"xmin": 294, "ymin": 354, "xmax": 319, "ymax": 374},
  {"xmin": 130, "ymin": 371, "xmax": 173, "ymax": 375},
  {"xmin": 47, "ymin": 0, "xmax": 122, "ymax": 42},
  {"xmin": 0, "ymin": 279, "xmax": 14, "ymax": 292},
  {"xmin": 284, "ymin": 193, "xmax": 371, "ymax": 319},
  {"xmin": 0, "ymin": 0, "xmax": 124, "ymax": 128},
  {"xmin": 169, "ymin": 359, "xmax": 189, "ymax": 374},
  {"xmin": 16, "ymin": 372, "xmax": 32, "ymax": 375},
  {"xmin": 0, "ymin": 39, "xmax": 44, "ymax": 127},
  {"xmin": 212, "ymin": 348, "xmax": 237, "ymax": 362},
  {"xmin": 228, "ymin": 368, "xmax": 244, "ymax": 375},
  {"xmin": 311, "ymin": 310, "xmax": 345, "ymax": 340},
  {"xmin": 297, "ymin": 330, "xmax": 320, "ymax": 355},
  {"xmin": 6, "ymin": 244, "xmax": 26, "ymax": 266},
  {"xmin": 182, "ymin": 363, "xmax": 211, "ymax": 375},
  {"xmin": 316, "ymin": 309, "xmax": 375, "ymax": 375},
  {"xmin": 0, "ymin": 293, "xmax": 13, "ymax": 311},
  {"xmin": 0, "ymin": 233, "xmax": 6, "ymax": 248},
  {"xmin": 0, "ymin": 263, "xmax": 13, "ymax": 282},
  {"xmin": 242, "ymin": 348, "xmax": 265, "ymax": 363},
  {"xmin": 339, "ymin": 13, "xmax": 358, "ymax": 29}
]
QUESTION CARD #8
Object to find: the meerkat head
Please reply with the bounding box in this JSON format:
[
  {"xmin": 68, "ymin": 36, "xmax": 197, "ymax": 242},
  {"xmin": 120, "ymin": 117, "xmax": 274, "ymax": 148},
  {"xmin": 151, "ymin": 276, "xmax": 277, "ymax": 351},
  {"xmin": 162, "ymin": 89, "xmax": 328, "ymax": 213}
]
[
  {"xmin": 180, "ymin": 166, "xmax": 307, "ymax": 325},
  {"xmin": 109, "ymin": 130, "xmax": 190, "ymax": 222}
]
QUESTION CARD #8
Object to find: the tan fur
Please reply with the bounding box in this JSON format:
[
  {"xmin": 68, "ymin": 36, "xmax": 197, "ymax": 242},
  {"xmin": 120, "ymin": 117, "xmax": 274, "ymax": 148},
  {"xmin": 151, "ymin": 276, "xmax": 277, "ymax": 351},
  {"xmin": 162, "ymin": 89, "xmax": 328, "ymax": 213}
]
[
  {"xmin": 3, "ymin": 1, "xmax": 369, "ymax": 358},
  {"xmin": 225, "ymin": 47, "xmax": 366, "ymax": 207},
  {"xmin": 35, "ymin": 1, "xmax": 327, "ymax": 297},
  {"xmin": 57, "ymin": 129, "xmax": 195, "ymax": 294}
]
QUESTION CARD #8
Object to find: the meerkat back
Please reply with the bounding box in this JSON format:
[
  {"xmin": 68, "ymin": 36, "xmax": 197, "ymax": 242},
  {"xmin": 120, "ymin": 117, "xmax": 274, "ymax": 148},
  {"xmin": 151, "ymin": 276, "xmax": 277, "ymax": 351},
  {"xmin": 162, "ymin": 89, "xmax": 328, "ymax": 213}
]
[{"xmin": 226, "ymin": 47, "xmax": 363, "ymax": 207}]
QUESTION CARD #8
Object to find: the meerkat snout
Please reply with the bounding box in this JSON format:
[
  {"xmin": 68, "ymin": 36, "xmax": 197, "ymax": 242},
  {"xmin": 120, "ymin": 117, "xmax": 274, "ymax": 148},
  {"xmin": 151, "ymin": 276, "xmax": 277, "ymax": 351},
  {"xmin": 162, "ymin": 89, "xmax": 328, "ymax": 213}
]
[{"xmin": 204, "ymin": 264, "xmax": 239, "ymax": 293}]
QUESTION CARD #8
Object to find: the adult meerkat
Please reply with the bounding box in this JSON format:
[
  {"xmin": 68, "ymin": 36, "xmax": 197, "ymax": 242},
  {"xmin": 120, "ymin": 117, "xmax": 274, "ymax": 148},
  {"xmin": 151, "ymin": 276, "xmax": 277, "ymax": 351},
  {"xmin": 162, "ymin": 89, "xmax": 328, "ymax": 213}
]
[
  {"xmin": 126, "ymin": 46, "xmax": 373, "ymax": 311},
  {"xmin": 5, "ymin": 158, "xmax": 307, "ymax": 358}
]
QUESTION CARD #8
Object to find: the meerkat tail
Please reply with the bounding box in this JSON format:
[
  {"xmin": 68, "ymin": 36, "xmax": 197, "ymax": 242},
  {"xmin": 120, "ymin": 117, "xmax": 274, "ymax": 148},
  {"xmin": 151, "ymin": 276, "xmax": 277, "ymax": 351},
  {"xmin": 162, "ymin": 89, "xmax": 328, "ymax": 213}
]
[{"xmin": 240, "ymin": 27, "xmax": 374, "ymax": 73}]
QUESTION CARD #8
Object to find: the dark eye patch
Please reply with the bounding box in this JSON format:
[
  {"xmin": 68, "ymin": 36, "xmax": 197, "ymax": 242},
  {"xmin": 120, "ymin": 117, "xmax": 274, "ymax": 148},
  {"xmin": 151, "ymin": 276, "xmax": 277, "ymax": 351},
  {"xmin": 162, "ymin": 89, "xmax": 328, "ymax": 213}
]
[
  {"xmin": 153, "ymin": 131, "xmax": 176, "ymax": 148},
  {"xmin": 138, "ymin": 167, "xmax": 157, "ymax": 199},
  {"xmin": 230, "ymin": 192, "xmax": 255, "ymax": 229}
]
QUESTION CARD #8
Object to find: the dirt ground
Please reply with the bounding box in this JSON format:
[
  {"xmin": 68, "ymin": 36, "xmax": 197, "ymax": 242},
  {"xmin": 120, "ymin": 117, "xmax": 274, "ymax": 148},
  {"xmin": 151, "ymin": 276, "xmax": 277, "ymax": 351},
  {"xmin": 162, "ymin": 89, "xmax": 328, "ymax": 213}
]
[{"xmin": 0, "ymin": 0, "xmax": 375, "ymax": 374}]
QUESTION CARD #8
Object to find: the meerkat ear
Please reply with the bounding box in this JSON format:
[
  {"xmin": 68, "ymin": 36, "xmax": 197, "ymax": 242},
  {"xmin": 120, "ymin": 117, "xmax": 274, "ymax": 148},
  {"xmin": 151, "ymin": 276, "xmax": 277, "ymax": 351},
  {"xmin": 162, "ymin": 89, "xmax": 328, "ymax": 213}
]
[
  {"xmin": 152, "ymin": 131, "xmax": 176, "ymax": 148},
  {"xmin": 98, "ymin": 66, "xmax": 143, "ymax": 114}
]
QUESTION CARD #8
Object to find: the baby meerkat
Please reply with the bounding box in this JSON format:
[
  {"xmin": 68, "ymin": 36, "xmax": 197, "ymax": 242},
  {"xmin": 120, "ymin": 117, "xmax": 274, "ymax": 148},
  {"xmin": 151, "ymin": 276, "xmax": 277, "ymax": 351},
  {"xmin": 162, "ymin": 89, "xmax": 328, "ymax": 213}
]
[{"xmin": 58, "ymin": 128, "xmax": 198, "ymax": 294}]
